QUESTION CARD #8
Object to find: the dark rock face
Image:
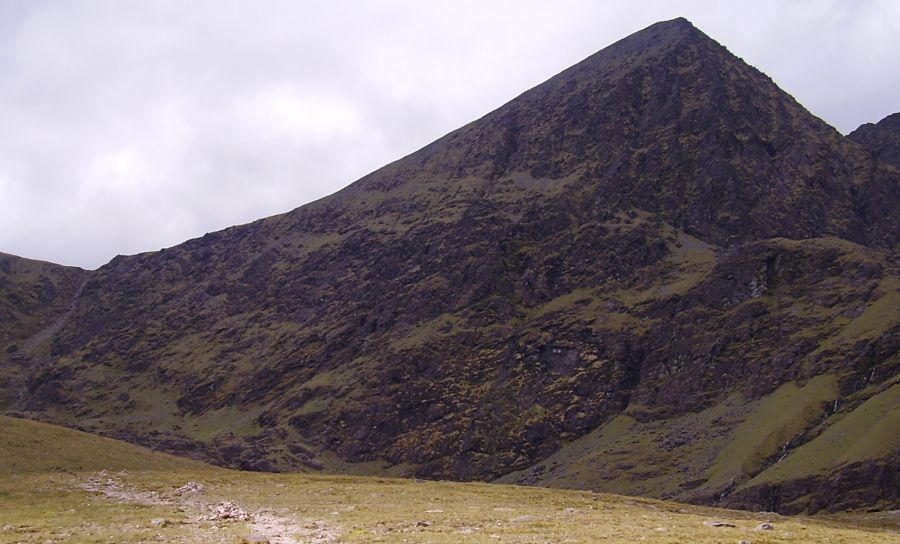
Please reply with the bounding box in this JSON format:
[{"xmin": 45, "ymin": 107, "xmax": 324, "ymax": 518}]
[
  {"xmin": 724, "ymin": 455, "xmax": 900, "ymax": 514},
  {"xmin": 849, "ymin": 112, "xmax": 900, "ymax": 168},
  {"xmin": 2, "ymin": 18, "xmax": 898, "ymax": 514},
  {"xmin": 0, "ymin": 253, "xmax": 85, "ymax": 410}
]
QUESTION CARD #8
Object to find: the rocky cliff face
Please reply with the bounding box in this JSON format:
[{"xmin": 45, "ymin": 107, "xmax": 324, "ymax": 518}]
[
  {"xmin": 2, "ymin": 18, "xmax": 898, "ymax": 514},
  {"xmin": 849, "ymin": 112, "xmax": 900, "ymax": 168},
  {"xmin": 0, "ymin": 253, "xmax": 86, "ymax": 409}
]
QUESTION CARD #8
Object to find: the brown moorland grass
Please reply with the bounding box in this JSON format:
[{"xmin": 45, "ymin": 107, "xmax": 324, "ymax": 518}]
[{"xmin": 1, "ymin": 415, "xmax": 897, "ymax": 543}]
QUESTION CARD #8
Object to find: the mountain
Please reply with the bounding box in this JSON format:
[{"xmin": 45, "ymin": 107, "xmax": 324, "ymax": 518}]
[
  {"xmin": 0, "ymin": 253, "xmax": 86, "ymax": 409},
  {"xmin": 849, "ymin": 112, "xmax": 900, "ymax": 168},
  {"xmin": 2, "ymin": 18, "xmax": 898, "ymax": 515}
]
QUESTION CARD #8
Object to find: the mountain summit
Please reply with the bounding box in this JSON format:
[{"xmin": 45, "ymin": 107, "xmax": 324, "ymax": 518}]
[
  {"xmin": 353, "ymin": 17, "xmax": 895, "ymax": 248},
  {"xmin": 3, "ymin": 19, "xmax": 898, "ymax": 515}
]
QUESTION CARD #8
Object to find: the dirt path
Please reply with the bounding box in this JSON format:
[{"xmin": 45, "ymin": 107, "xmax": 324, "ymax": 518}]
[{"xmin": 77, "ymin": 471, "xmax": 337, "ymax": 544}]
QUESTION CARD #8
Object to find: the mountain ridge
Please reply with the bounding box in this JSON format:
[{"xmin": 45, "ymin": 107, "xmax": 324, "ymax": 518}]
[
  {"xmin": 2, "ymin": 17, "xmax": 898, "ymax": 515},
  {"xmin": 849, "ymin": 112, "xmax": 900, "ymax": 169}
]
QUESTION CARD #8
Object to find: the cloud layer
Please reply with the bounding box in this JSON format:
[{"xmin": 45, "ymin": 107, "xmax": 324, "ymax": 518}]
[{"xmin": 2, "ymin": 0, "xmax": 898, "ymax": 268}]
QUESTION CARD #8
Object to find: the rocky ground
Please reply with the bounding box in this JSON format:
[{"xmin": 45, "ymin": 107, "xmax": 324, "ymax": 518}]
[{"xmin": 76, "ymin": 472, "xmax": 335, "ymax": 543}]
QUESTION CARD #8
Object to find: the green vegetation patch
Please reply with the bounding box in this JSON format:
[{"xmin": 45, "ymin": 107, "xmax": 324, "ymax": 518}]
[
  {"xmin": 705, "ymin": 375, "xmax": 838, "ymax": 489},
  {"xmin": 746, "ymin": 381, "xmax": 900, "ymax": 486},
  {"xmin": 0, "ymin": 415, "xmax": 208, "ymax": 475}
]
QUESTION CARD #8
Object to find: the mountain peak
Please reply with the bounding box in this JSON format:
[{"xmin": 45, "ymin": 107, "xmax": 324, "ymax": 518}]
[
  {"xmin": 626, "ymin": 16, "xmax": 702, "ymax": 43},
  {"xmin": 353, "ymin": 17, "xmax": 896, "ymax": 249},
  {"xmin": 586, "ymin": 16, "xmax": 706, "ymax": 60}
]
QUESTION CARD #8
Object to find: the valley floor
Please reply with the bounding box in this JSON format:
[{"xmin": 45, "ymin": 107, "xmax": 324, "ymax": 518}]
[
  {"xmin": 1, "ymin": 415, "xmax": 897, "ymax": 543},
  {"xmin": 2, "ymin": 469, "xmax": 899, "ymax": 544}
]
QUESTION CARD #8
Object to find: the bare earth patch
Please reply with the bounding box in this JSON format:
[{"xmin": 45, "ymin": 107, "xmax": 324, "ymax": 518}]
[{"xmin": 77, "ymin": 471, "xmax": 337, "ymax": 544}]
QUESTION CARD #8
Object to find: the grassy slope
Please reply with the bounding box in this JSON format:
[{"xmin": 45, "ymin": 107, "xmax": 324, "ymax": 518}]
[
  {"xmin": 746, "ymin": 379, "xmax": 900, "ymax": 485},
  {"xmin": 0, "ymin": 415, "xmax": 210, "ymax": 474},
  {"xmin": 497, "ymin": 237, "xmax": 900, "ymax": 508},
  {"xmin": 0, "ymin": 415, "xmax": 235, "ymax": 543},
  {"xmin": 501, "ymin": 372, "xmax": 899, "ymax": 505},
  {"xmin": 1, "ymin": 416, "xmax": 898, "ymax": 543}
]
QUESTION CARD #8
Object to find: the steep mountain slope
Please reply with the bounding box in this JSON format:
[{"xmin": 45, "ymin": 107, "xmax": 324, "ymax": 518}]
[
  {"xmin": 0, "ymin": 253, "xmax": 86, "ymax": 409},
  {"xmin": 849, "ymin": 112, "xmax": 900, "ymax": 168},
  {"xmin": 3, "ymin": 18, "xmax": 898, "ymax": 514},
  {"xmin": 0, "ymin": 253, "xmax": 85, "ymax": 351}
]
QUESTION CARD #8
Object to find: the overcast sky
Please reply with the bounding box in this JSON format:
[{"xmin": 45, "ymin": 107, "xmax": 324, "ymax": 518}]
[{"xmin": 2, "ymin": 0, "xmax": 898, "ymax": 269}]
